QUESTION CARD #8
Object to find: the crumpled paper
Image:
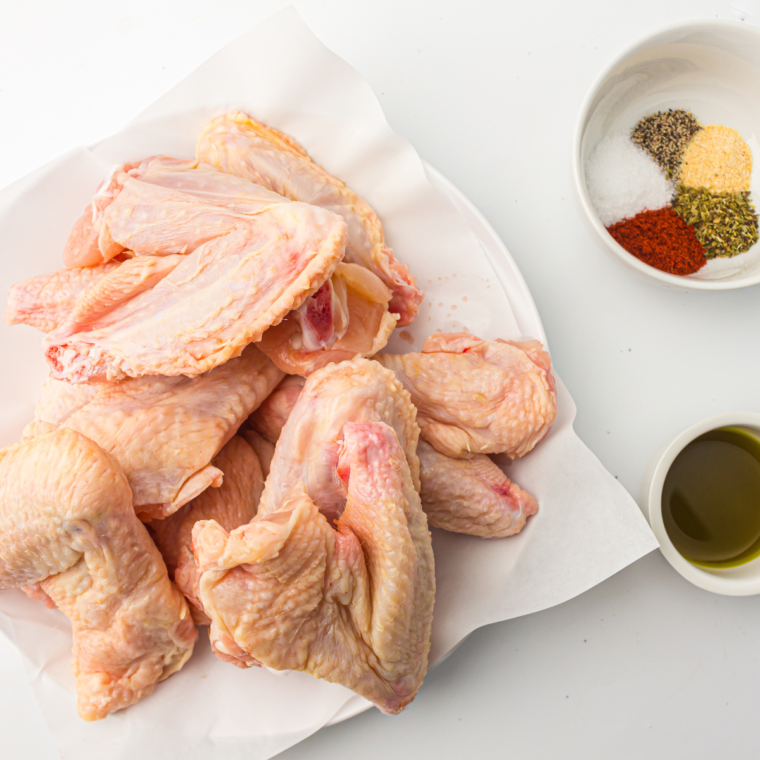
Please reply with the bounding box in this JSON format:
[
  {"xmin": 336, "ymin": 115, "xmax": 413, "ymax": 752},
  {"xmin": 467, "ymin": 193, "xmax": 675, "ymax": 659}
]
[{"xmin": 0, "ymin": 7, "xmax": 658, "ymax": 759}]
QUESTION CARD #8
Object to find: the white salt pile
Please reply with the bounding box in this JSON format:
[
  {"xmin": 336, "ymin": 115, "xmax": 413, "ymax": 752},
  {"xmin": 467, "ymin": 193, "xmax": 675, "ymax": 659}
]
[{"xmin": 585, "ymin": 133, "xmax": 675, "ymax": 226}]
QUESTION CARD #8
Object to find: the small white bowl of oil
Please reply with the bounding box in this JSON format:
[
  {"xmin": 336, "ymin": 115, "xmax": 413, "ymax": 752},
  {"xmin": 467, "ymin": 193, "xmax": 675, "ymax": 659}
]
[{"xmin": 643, "ymin": 412, "xmax": 760, "ymax": 595}]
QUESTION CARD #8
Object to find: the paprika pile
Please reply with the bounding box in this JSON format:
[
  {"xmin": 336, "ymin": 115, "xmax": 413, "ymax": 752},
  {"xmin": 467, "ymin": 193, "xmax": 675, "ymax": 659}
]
[{"xmin": 606, "ymin": 208, "xmax": 706, "ymax": 275}]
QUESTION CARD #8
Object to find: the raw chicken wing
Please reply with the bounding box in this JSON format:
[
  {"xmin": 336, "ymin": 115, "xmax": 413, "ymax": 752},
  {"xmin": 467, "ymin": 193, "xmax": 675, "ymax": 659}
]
[
  {"xmin": 376, "ymin": 333, "xmax": 557, "ymax": 459},
  {"xmin": 4, "ymin": 261, "xmax": 119, "ymax": 333},
  {"xmin": 193, "ymin": 421, "xmax": 435, "ymax": 713},
  {"xmin": 47, "ymin": 157, "xmax": 392, "ymax": 377},
  {"xmin": 248, "ymin": 374, "xmax": 305, "ymax": 443},
  {"xmin": 28, "ymin": 345, "xmax": 283, "ymax": 519},
  {"xmin": 43, "ymin": 159, "xmax": 347, "ymax": 381},
  {"xmin": 257, "ymin": 357, "xmax": 420, "ymax": 524},
  {"xmin": 417, "ymin": 440, "xmax": 537, "ymax": 537},
  {"xmin": 197, "ymin": 111, "xmax": 423, "ymax": 324},
  {"xmin": 247, "ymin": 368, "xmax": 539, "ymax": 539},
  {"xmin": 150, "ymin": 436, "xmax": 263, "ymax": 624},
  {"xmin": 0, "ymin": 428, "xmax": 196, "ymax": 720}
]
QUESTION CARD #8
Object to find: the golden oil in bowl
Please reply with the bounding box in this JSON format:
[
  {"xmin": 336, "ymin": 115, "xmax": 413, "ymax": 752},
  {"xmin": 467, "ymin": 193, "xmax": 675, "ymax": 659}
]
[{"xmin": 662, "ymin": 426, "xmax": 760, "ymax": 568}]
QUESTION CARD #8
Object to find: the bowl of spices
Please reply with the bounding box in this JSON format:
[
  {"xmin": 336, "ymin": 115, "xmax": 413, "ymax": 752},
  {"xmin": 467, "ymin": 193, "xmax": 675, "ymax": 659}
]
[
  {"xmin": 643, "ymin": 413, "xmax": 760, "ymax": 595},
  {"xmin": 573, "ymin": 20, "xmax": 760, "ymax": 289}
]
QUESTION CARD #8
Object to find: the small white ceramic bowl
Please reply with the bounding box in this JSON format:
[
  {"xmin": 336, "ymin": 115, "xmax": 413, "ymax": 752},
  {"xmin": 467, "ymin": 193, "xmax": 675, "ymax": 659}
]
[
  {"xmin": 573, "ymin": 20, "xmax": 760, "ymax": 290},
  {"xmin": 642, "ymin": 412, "xmax": 760, "ymax": 595}
]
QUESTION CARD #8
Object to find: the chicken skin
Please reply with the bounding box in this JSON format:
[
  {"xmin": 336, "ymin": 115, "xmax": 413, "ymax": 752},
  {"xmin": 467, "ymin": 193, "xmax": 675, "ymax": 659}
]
[
  {"xmin": 240, "ymin": 428, "xmax": 275, "ymax": 479},
  {"xmin": 28, "ymin": 346, "xmax": 283, "ymax": 519},
  {"xmin": 193, "ymin": 421, "xmax": 435, "ymax": 714},
  {"xmin": 248, "ymin": 374, "xmax": 306, "ymax": 444},
  {"xmin": 4, "ymin": 261, "xmax": 119, "ymax": 333},
  {"xmin": 376, "ymin": 333, "xmax": 557, "ymax": 459},
  {"xmin": 0, "ymin": 428, "xmax": 196, "ymax": 720},
  {"xmin": 257, "ymin": 357, "xmax": 420, "ymax": 524},
  {"xmin": 41, "ymin": 158, "xmax": 347, "ymax": 382},
  {"xmin": 417, "ymin": 440, "xmax": 537, "ymax": 537},
  {"xmin": 34, "ymin": 375, "xmax": 98, "ymax": 425},
  {"xmin": 196, "ymin": 111, "xmax": 423, "ymax": 325},
  {"xmin": 62, "ymin": 206, "xmax": 104, "ymax": 268},
  {"xmin": 150, "ymin": 436, "xmax": 263, "ymax": 624},
  {"xmin": 6, "ymin": 256, "xmax": 186, "ymax": 337}
]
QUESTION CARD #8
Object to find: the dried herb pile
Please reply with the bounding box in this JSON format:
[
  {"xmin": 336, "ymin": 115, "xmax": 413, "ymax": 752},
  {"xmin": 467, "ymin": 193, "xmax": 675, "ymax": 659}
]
[
  {"xmin": 673, "ymin": 186, "xmax": 758, "ymax": 258},
  {"xmin": 585, "ymin": 108, "xmax": 758, "ymax": 276}
]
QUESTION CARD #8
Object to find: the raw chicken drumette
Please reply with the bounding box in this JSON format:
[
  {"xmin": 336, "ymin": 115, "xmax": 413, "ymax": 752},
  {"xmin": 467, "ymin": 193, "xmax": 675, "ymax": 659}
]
[{"xmin": 0, "ymin": 428, "xmax": 196, "ymax": 720}]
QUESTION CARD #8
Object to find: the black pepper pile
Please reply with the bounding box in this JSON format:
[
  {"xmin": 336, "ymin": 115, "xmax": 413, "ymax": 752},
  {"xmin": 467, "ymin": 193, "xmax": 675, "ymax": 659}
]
[{"xmin": 631, "ymin": 109, "xmax": 702, "ymax": 179}]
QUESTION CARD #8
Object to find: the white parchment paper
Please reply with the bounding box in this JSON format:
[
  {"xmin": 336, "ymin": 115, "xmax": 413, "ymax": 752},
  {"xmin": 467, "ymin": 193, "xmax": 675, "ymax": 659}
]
[{"xmin": 0, "ymin": 7, "xmax": 658, "ymax": 759}]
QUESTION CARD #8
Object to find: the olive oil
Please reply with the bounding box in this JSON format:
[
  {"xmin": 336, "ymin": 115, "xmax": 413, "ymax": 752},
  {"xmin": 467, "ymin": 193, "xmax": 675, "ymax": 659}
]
[{"xmin": 662, "ymin": 427, "xmax": 760, "ymax": 568}]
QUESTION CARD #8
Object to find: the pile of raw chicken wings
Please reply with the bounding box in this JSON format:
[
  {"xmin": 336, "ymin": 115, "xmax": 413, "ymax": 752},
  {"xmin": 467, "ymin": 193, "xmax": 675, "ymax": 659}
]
[{"xmin": 0, "ymin": 112, "xmax": 557, "ymax": 721}]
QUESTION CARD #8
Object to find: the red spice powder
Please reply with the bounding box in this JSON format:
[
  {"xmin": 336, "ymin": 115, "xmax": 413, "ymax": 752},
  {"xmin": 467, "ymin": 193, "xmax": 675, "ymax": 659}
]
[{"xmin": 606, "ymin": 207, "xmax": 706, "ymax": 275}]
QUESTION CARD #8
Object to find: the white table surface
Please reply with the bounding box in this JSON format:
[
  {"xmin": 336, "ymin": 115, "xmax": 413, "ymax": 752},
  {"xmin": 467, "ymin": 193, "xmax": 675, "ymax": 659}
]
[{"xmin": 2, "ymin": 0, "xmax": 760, "ymax": 757}]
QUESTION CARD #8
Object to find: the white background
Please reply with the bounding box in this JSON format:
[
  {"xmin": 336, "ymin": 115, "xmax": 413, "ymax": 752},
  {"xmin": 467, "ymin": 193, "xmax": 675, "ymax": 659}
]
[{"xmin": 1, "ymin": 0, "xmax": 759, "ymax": 758}]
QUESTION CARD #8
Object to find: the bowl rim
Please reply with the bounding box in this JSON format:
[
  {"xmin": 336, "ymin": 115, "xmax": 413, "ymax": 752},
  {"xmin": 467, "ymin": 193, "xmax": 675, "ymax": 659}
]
[
  {"xmin": 572, "ymin": 18, "xmax": 760, "ymax": 291},
  {"xmin": 645, "ymin": 411, "xmax": 760, "ymax": 596}
]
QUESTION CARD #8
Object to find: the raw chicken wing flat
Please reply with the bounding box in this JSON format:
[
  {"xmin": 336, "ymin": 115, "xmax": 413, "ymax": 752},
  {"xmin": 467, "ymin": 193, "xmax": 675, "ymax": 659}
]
[
  {"xmin": 376, "ymin": 332, "xmax": 557, "ymax": 459},
  {"xmin": 29, "ymin": 345, "xmax": 283, "ymax": 519},
  {"xmin": 197, "ymin": 111, "xmax": 423, "ymax": 325},
  {"xmin": 44, "ymin": 158, "xmax": 347, "ymax": 381},
  {"xmin": 193, "ymin": 421, "xmax": 435, "ymax": 714},
  {"xmin": 0, "ymin": 428, "xmax": 196, "ymax": 720},
  {"xmin": 150, "ymin": 436, "xmax": 264, "ymax": 624}
]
